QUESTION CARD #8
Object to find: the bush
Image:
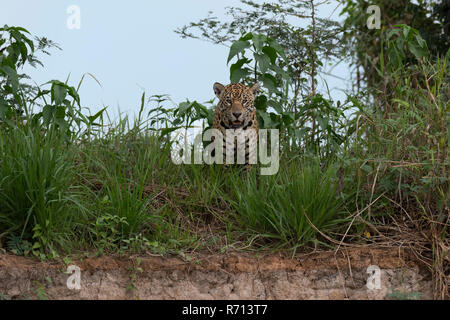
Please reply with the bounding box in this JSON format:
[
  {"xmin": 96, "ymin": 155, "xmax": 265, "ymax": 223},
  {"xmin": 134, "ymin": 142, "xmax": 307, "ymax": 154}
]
[{"xmin": 228, "ymin": 159, "xmax": 347, "ymax": 249}]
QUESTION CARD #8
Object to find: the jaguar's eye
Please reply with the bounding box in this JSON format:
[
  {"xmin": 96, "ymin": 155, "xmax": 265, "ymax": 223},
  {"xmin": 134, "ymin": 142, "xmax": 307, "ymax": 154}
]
[
  {"xmin": 243, "ymin": 98, "xmax": 252, "ymax": 105},
  {"xmin": 225, "ymin": 97, "xmax": 232, "ymax": 104}
]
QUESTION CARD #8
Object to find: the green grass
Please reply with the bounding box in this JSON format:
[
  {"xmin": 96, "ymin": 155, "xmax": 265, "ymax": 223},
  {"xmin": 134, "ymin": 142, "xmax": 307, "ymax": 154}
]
[
  {"xmin": 0, "ymin": 27, "xmax": 447, "ymax": 300},
  {"xmin": 0, "ymin": 113, "xmax": 351, "ymax": 256},
  {"xmin": 0, "ymin": 70, "xmax": 447, "ymax": 257},
  {"xmin": 0, "ymin": 125, "xmax": 87, "ymax": 256},
  {"xmin": 227, "ymin": 160, "xmax": 348, "ymax": 250}
]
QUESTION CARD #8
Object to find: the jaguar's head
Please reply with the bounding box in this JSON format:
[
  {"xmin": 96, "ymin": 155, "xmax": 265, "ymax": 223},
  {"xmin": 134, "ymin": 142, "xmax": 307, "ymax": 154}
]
[{"xmin": 213, "ymin": 82, "xmax": 260, "ymax": 129}]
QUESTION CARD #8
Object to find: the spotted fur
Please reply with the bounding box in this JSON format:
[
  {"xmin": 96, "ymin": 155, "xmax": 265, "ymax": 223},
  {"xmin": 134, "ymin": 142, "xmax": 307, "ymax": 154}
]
[{"xmin": 212, "ymin": 82, "xmax": 259, "ymax": 170}]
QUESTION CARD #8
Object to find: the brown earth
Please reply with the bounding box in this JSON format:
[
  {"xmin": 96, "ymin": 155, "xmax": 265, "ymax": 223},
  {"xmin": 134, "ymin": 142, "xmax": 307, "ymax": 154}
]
[{"xmin": 0, "ymin": 247, "xmax": 433, "ymax": 300}]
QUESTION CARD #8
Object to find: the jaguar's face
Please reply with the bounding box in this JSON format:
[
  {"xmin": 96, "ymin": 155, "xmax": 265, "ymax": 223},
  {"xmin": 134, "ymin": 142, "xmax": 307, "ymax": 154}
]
[{"xmin": 213, "ymin": 82, "xmax": 260, "ymax": 129}]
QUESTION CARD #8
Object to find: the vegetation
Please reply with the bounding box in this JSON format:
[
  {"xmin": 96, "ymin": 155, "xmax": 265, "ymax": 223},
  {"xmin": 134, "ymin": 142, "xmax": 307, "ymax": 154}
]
[{"xmin": 0, "ymin": 0, "xmax": 448, "ymax": 299}]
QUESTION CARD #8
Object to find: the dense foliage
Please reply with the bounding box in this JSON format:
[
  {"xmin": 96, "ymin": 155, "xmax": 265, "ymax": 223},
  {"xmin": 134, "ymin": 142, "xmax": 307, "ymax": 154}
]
[{"xmin": 0, "ymin": 0, "xmax": 448, "ymax": 299}]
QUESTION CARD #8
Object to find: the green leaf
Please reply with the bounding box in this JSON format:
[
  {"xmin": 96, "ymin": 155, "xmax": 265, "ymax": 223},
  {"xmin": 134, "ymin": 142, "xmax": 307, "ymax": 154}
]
[
  {"xmin": 239, "ymin": 32, "xmax": 253, "ymax": 41},
  {"xmin": 407, "ymin": 43, "xmax": 424, "ymax": 60},
  {"xmin": 42, "ymin": 105, "xmax": 54, "ymax": 125},
  {"xmin": 0, "ymin": 97, "xmax": 9, "ymax": 119},
  {"xmin": 0, "ymin": 65, "xmax": 19, "ymax": 92},
  {"xmin": 254, "ymin": 53, "xmax": 270, "ymax": 74},
  {"xmin": 230, "ymin": 67, "xmax": 250, "ymax": 83},
  {"xmin": 258, "ymin": 110, "xmax": 273, "ymax": 128},
  {"xmin": 51, "ymin": 82, "xmax": 68, "ymax": 105},
  {"xmin": 67, "ymin": 86, "xmax": 81, "ymax": 106},
  {"xmin": 392, "ymin": 99, "xmax": 410, "ymax": 108},
  {"xmin": 159, "ymin": 126, "xmax": 183, "ymax": 137},
  {"xmin": 87, "ymin": 107, "xmax": 107, "ymax": 124},
  {"xmin": 177, "ymin": 101, "xmax": 191, "ymax": 115},
  {"xmin": 252, "ymin": 34, "xmax": 266, "ymax": 51},
  {"xmin": 262, "ymin": 46, "xmax": 277, "ymax": 64},
  {"xmin": 295, "ymin": 128, "xmax": 311, "ymax": 140},
  {"xmin": 254, "ymin": 95, "xmax": 268, "ymax": 111},
  {"xmin": 16, "ymin": 41, "xmax": 28, "ymax": 65},
  {"xmin": 191, "ymin": 101, "xmax": 209, "ymax": 118},
  {"xmin": 267, "ymin": 39, "xmax": 287, "ymax": 60},
  {"xmin": 282, "ymin": 112, "xmax": 295, "ymax": 125},
  {"xmin": 260, "ymin": 73, "xmax": 278, "ymax": 94},
  {"xmin": 227, "ymin": 40, "xmax": 251, "ymax": 64},
  {"xmin": 230, "ymin": 57, "xmax": 249, "ymax": 78},
  {"xmin": 268, "ymin": 63, "xmax": 289, "ymax": 80},
  {"xmin": 402, "ymin": 26, "xmax": 410, "ymax": 39},
  {"xmin": 317, "ymin": 116, "xmax": 329, "ymax": 130},
  {"xmin": 55, "ymin": 117, "xmax": 68, "ymax": 129},
  {"xmin": 206, "ymin": 108, "xmax": 214, "ymax": 126},
  {"xmin": 267, "ymin": 99, "xmax": 283, "ymax": 113},
  {"xmin": 408, "ymin": 35, "xmax": 429, "ymax": 59},
  {"xmin": 56, "ymin": 105, "xmax": 66, "ymax": 119}
]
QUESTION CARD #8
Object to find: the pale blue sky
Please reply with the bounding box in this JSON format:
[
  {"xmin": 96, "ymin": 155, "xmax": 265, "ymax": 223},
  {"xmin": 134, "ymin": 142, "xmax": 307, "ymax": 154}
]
[{"xmin": 1, "ymin": 0, "xmax": 350, "ymax": 119}]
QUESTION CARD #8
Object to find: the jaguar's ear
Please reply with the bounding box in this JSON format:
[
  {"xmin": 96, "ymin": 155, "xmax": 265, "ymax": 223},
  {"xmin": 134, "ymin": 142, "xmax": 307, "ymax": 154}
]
[
  {"xmin": 250, "ymin": 83, "xmax": 260, "ymax": 97},
  {"xmin": 213, "ymin": 82, "xmax": 225, "ymax": 99}
]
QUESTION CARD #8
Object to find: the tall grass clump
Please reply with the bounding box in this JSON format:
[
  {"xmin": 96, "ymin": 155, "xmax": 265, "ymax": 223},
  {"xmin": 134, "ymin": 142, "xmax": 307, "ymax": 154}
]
[
  {"xmin": 0, "ymin": 125, "xmax": 84, "ymax": 256},
  {"xmin": 82, "ymin": 118, "xmax": 159, "ymax": 238},
  {"xmin": 228, "ymin": 159, "xmax": 347, "ymax": 249},
  {"xmin": 344, "ymin": 25, "xmax": 449, "ymax": 299},
  {"xmin": 74, "ymin": 111, "xmax": 200, "ymax": 254}
]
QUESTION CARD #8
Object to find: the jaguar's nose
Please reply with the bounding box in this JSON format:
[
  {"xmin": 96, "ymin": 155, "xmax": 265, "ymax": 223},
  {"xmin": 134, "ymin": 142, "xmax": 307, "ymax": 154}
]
[{"xmin": 232, "ymin": 112, "xmax": 242, "ymax": 119}]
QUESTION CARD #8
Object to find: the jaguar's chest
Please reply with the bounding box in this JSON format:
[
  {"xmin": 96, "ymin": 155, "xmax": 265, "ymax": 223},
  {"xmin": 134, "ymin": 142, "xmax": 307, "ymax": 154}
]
[{"xmin": 213, "ymin": 122, "xmax": 258, "ymax": 165}]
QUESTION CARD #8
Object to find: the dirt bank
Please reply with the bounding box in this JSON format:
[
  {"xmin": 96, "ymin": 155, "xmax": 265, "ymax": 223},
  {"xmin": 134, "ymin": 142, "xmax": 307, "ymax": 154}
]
[{"xmin": 0, "ymin": 247, "xmax": 432, "ymax": 300}]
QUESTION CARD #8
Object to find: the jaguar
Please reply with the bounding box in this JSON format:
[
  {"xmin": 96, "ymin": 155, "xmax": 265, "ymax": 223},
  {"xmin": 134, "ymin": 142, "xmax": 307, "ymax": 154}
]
[{"xmin": 211, "ymin": 82, "xmax": 260, "ymax": 170}]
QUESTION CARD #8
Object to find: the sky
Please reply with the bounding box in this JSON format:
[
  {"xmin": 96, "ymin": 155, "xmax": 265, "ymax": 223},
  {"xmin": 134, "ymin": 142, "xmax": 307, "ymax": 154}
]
[{"xmin": 1, "ymin": 0, "xmax": 351, "ymax": 120}]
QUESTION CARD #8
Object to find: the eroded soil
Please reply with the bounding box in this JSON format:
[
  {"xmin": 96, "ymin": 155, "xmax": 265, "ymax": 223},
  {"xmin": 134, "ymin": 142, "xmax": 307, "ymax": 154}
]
[{"xmin": 0, "ymin": 247, "xmax": 433, "ymax": 300}]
